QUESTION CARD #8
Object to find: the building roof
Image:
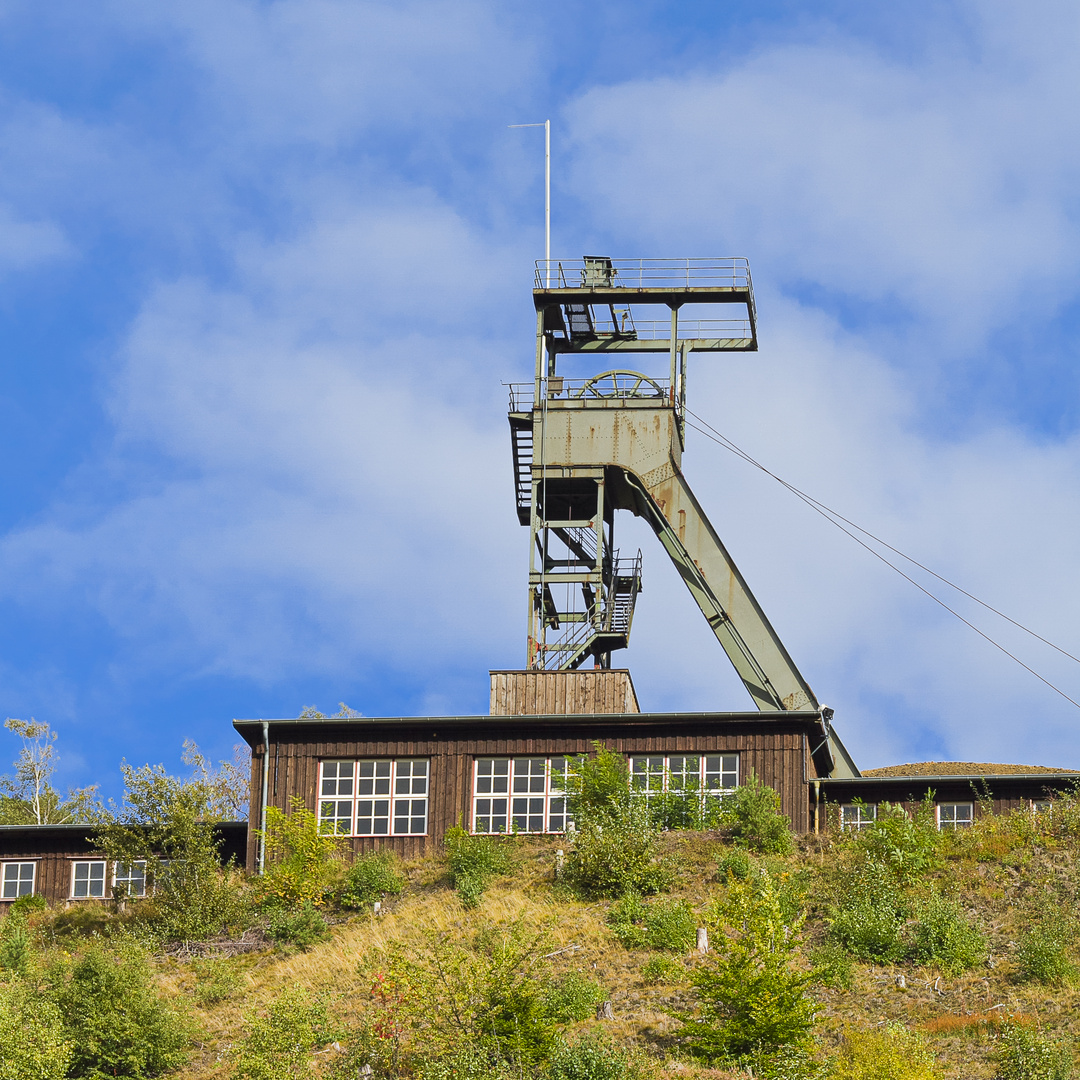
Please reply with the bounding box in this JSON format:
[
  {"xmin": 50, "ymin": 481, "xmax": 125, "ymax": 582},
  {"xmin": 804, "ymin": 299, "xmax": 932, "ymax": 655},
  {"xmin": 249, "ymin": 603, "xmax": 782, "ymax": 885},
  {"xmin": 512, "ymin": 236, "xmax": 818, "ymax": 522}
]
[{"xmin": 861, "ymin": 762, "xmax": 1074, "ymax": 778}]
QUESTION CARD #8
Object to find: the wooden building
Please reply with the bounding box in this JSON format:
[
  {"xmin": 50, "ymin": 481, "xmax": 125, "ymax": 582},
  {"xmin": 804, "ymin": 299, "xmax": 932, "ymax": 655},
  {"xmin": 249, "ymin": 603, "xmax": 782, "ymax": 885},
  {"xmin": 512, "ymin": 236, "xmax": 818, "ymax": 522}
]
[
  {"xmin": 233, "ymin": 669, "xmax": 850, "ymax": 870},
  {"xmin": 0, "ymin": 822, "xmax": 247, "ymax": 908}
]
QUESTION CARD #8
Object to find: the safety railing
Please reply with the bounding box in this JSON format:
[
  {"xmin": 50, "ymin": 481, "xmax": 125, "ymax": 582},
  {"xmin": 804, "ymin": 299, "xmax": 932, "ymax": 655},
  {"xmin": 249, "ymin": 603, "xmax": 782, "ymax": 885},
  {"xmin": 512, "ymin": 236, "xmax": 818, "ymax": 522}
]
[
  {"xmin": 535, "ymin": 258, "xmax": 752, "ymax": 292},
  {"xmin": 572, "ymin": 315, "xmax": 753, "ymax": 341},
  {"xmin": 507, "ymin": 375, "xmax": 673, "ymax": 410}
]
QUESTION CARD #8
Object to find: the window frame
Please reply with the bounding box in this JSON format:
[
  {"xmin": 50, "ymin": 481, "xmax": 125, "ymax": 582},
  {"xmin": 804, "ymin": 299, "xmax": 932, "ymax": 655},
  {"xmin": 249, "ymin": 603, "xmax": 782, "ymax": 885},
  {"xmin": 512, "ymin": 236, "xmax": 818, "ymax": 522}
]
[
  {"xmin": 317, "ymin": 758, "xmax": 430, "ymax": 837},
  {"xmin": 113, "ymin": 860, "xmax": 147, "ymax": 898},
  {"xmin": 839, "ymin": 803, "xmax": 878, "ymax": 830},
  {"xmin": 71, "ymin": 859, "xmax": 109, "ymax": 899},
  {"xmin": 471, "ymin": 756, "xmax": 570, "ymax": 835},
  {"xmin": 1, "ymin": 861, "xmax": 36, "ymax": 900},
  {"xmin": 628, "ymin": 753, "xmax": 739, "ymax": 801},
  {"xmin": 936, "ymin": 802, "xmax": 974, "ymax": 830}
]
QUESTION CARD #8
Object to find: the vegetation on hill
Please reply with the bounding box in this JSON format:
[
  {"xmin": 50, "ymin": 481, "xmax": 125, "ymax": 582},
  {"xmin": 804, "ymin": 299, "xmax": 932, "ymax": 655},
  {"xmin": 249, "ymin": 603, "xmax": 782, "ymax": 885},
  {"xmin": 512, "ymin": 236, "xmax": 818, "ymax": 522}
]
[{"xmin": 2, "ymin": 745, "xmax": 1080, "ymax": 1079}]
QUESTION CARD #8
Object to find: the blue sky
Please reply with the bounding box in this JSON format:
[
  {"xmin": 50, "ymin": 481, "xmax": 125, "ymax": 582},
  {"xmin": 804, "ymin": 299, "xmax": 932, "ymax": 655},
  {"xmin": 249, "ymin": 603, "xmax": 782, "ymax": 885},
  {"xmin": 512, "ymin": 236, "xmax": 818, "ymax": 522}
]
[{"xmin": 2, "ymin": 0, "xmax": 1080, "ymax": 799}]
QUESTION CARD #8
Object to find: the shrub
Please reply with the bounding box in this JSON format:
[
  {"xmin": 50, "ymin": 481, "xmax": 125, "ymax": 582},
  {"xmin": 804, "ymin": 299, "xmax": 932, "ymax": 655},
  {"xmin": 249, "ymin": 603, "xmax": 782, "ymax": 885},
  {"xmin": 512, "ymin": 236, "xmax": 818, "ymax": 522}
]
[
  {"xmin": 908, "ymin": 892, "xmax": 985, "ymax": 973},
  {"xmin": 6, "ymin": 893, "xmax": 46, "ymax": 917},
  {"xmin": 716, "ymin": 847, "xmax": 753, "ymax": 881},
  {"xmin": 444, "ymin": 825, "xmax": 512, "ymax": 907},
  {"xmin": 828, "ymin": 860, "xmax": 907, "ymax": 962},
  {"xmin": 641, "ymin": 954, "xmax": 685, "ymax": 984},
  {"xmin": 0, "ymin": 979, "xmax": 73, "ymax": 1080},
  {"xmin": 564, "ymin": 743, "xmax": 633, "ymax": 827},
  {"xmin": 48, "ymin": 942, "xmax": 192, "ymax": 1078},
  {"xmin": 267, "ymin": 900, "xmax": 331, "ymax": 950},
  {"xmin": 547, "ymin": 1030, "xmax": 649, "ymax": 1080},
  {"xmin": 744, "ymin": 1042, "xmax": 825, "ymax": 1080},
  {"xmin": 858, "ymin": 799, "xmax": 940, "ymax": 885},
  {"xmin": 192, "ymin": 955, "xmax": 243, "ymax": 1006},
  {"xmin": 1016, "ymin": 912, "xmax": 1076, "ymax": 986},
  {"xmin": 809, "ymin": 943, "xmax": 855, "ymax": 990},
  {"xmin": 232, "ymin": 984, "xmax": 337, "ymax": 1080},
  {"xmin": 995, "ymin": 1022, "xmax": 1073, "ymax": 1080},
  {"xmin": 94, "ymin": 756, "xmax": 247, "ymax": 942},
  {"xmin": 417, "ymin": 1043, "xmax": 514, "ymax": 1080},
  {"xmin": 257, "ymin": 798, "xmax": 343, "ymax": 908},
  {"xmin": 679, "ymin": 869, "xmax": 816, "ymax": 1062},
  {"xmin": 0, "ymin": 911, "xmax": 30, "ymax": 976},
  {"xmin": 828, "ymin": 1023, "xmax": 940, "ymax": 1080},
  {"xmin": 340, "ymin": 850, "xmax": 405, "ymax": 909},
  {"xmin": 544, "ymin": 971, "xmax": 608, "ymax": 1022},
  {"xmin": 725, "ymin": 774, "xmax": 794, "ymax": 855},
  {"xmin": 608, "ymin": 894, "xmax": 696, "ymax": 952},
  {"xmin": 562, "ymin": 799, "xmax": 673, "ymax": 899}
]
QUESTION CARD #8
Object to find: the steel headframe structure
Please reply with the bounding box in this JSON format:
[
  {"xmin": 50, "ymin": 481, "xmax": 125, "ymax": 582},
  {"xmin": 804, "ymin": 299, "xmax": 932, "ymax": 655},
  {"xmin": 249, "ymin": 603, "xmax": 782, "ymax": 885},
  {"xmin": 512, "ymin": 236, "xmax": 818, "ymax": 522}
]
[{"xmin": 507, "ymin": 256, "xmax": 820, "ymax": 715}]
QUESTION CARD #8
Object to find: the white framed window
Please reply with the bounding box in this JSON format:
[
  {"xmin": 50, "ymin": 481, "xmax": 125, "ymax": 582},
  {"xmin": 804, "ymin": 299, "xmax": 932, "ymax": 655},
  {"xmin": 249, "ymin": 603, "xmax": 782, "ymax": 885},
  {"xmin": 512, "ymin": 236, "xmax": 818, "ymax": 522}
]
[
  {"xmin": 1, "ymin": 861, "xmax": 36, "ymax": 899},
  {"xmin": 937, "ymin": 802, "xmax": 973, "ymax": 830},
  {"xmin": 1032, "ymin": 799, "xmax": 1053, "ymax": 816},
  {"xmin": 472, "ymin": 757, "xmax": 569, "ymax": 834},
  {"xmin": 317, "ymin": 759, "xmax": 429, "ymax": 836},
  {"xmin": 840, "ymin": 803, "xmax": 877, "ymax": 830},
  {"xmin": 629, "ymin": 754, "xmax": 739, "ymax": 799},
  {"xmin": 114, "ymin": 861, "xmax": 147, "ymax": 898},
  {"xmin": 72, "ymin": 860, "xmax": 108, "ymax": 898}
]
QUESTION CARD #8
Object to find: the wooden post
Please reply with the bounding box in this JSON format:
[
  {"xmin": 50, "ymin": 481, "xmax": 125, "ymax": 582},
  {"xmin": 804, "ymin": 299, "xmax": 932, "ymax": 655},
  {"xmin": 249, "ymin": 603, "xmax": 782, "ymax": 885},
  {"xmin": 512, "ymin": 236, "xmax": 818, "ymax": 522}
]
[
  {"xmin": 696, "ymin": 927, "xmax": 709, "ymax": 954},
  {"xmin": 554, "ymin": 849, "xmax": 565, "ymax": 878},
  {"xmin": 595, "ymin": 1001, "xmax": 614, "ymax": 1021}
]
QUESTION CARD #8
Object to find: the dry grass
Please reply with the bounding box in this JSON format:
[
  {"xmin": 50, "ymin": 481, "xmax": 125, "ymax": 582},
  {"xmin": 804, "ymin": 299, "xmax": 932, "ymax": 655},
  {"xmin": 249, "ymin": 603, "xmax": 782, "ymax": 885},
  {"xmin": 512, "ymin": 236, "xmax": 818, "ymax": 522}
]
[{"xmin": 127, "ymin": 819, "xmax": 1080, "ymax": 1079}]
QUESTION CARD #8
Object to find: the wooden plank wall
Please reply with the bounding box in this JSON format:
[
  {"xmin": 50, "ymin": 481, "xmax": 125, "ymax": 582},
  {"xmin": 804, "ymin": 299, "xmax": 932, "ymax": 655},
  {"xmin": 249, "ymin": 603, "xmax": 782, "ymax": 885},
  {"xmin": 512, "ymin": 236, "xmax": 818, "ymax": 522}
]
[
  {"xmin": 489, "ymin": 670, "xmax": 640, "ymax": 715},
  {"xmin": 0, "ymin": 848, "xmax": 101, "ymax": 908},
  {"xmin": 249, "ymin": 722, "xmax": 812, "ymax": 868}
]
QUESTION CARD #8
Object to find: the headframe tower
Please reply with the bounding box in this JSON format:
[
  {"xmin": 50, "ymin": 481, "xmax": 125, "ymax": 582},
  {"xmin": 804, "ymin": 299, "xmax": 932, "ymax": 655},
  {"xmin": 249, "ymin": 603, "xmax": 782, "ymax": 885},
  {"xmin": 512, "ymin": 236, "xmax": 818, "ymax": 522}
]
[{"xmin": 509, "ymin": 256, "xmax": 820, "ymax": 714}]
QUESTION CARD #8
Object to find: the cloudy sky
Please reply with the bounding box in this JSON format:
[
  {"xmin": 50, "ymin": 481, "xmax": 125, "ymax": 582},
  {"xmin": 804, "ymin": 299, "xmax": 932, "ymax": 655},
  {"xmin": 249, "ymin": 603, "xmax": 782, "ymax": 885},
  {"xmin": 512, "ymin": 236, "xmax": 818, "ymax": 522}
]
[{"xmin": 2, "ymin": 0, "xmax": 1080, "ymax": 796}]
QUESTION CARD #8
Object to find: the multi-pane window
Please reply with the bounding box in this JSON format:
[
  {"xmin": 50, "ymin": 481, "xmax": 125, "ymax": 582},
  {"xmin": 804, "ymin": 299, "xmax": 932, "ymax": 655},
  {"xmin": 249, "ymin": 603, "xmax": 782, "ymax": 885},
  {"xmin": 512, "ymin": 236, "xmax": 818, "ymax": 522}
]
[
  {"xmin": 472, "ymin": 757, "xmax": 568, "ymax": 834},
  {"xmin": 937, "ymin": 802, "xmax": 973, "ymax": 830},
  {"xmin": 317, "ymin": 759, "xmax": 429, "ymax": 836},
  {"xmin": 114, "ymin": 861, "xmax": 147, "ymax": 898},
  {"xmin": 73, "ymin": 860, "xmax": 108, "ymax": 898},
  {"xmin": 840, "ymin": 803, "xmax": 877, "ymax": 830},
  {"xmin": 1, "ymin": 862, "xmax": 35, "ymax": 899},
  {"xmin": 629, "ymin": 754, "xmax": 739, "ymax": 798}
]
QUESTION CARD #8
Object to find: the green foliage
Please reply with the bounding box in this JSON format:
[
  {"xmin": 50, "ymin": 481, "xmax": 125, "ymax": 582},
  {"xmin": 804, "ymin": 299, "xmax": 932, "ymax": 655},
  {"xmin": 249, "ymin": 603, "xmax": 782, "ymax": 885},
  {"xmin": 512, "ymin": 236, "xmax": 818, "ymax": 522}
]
[
  {"xmin": 564, "ymin": 743, "xmax": 633, "ymax": 827},
  {"xmin": 828, "ymin": 860, "xmax": 907, "ymax": 962},
  {"xmin": 48, "ymin": 942, "xmax": 192, "ymax": 1078},
  {"xmin": 995, "ymin": 1022, "xmax": 1073, "ymax": 1080},
  {"xmin": 0, "ymin": 911, "xmax": 30, "ymax": 976},
  {"xmin": 716, "ymin": 847, "xmax": 753, "ymax": 881},
  {"xmin": 547, "ymin": 1030, "xmax": 650, "ymax": 1080},
  {"xmin": 641, "ymin": 953, "xmax": 685, "ymax": 984},
  {"xmin": 192, "ymin": 956, "xmax": 243, "ymax": 1006},
  {"xmin": 1016, "ymin": 910, "xmax": 1076, "ymax": 986},
  {"xmin": 828, "ymin": 1024, "xmax": 940, "ymax": 1080},
  {"xmin": 544, "ymin": 970, "xmax": 608, "ymax": 1022},
  {"xmin": 6, "ymin": 893, "xmax": 45, "ymax": 916},
  {"xmin": 857, "ymin": 799, "xmax": 940, "ymax": 884},
  {"xmin": 0, "ymin": 717, "xmax": 99, "ymax": 825},
  {"xmin": 646, "ymin": 783, "xmax": 727, "ymax": 832},
  {"xmin": 908, "ymin": 892, "xmax": 985, "ymax": 973},
  {"xmin": 562, "ymin": 798, "xmax": 673, "ymax": 899},
  {"xmin": 373, "ymin": 918, "xmax": 586, "ymax": 1072},
  {"xmin": 0, "ymin": 979, "xmax": 73, "ymax": 1080},
  {"xmin": 266, "ymin": 900, "xmax": 332, "ymax": 950},
  {"xmin": 679, "ymin": 869, "xmax": 816, "ymax": 1062},
  {"xmin": 607, "ymin": 893, "xmax": 696, "ymax": 952},
  {"xmin": 743, "ymin": 1042, "xmax": 825, "ymax": 1080},
  {"xmin": 94, "ymin": 749, "xmax": 247, "ymax": 942},
  {"xmin": 726, "ymin": 774, "xmax": 794, "ymax": 855},
  {"xmin": 808, "ymin": 943, "xmax": 855, "ymax": 990},
  {"xmin": 232, "ymin": 984, "xmax": 337, "ymax": 1080},
  {"xmin": 416, "ymin": 1043, "xmax": 514, "ymax": 1080},
  {"xmin": 339, "ymin": 850, "xmax": 405, "ymax": 909},
  {"xmin": 257, "ymin": 797, "xmax": 343, "ymax": 908},
  {"xmin": 444, "ymin": 825, "xmax": 512, "ymax": 907}
]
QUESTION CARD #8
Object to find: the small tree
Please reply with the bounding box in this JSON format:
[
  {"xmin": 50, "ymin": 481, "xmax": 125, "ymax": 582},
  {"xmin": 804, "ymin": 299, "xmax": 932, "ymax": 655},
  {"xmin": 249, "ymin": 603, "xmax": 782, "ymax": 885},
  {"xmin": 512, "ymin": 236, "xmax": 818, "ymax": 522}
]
[
  {"xmin": 725, "ymin": 773, "xmax": 794, "ymax": 855},
  {"xmin": 257, "ymin": 798, "xmax": 343, "ymax": 907},
  {"xmin": 0, "ymin": 718, "xmax": 98, "ymax": 825},
  {"xmin": 0, "ymin": 979, "xmax": 73, "ymax": 1080},
  {"xmin": 95, "ymin": 748, "xmax": 246, "ymax": 941},
  {"xmin": 679, "ymin": 869, "xmax": 817, "ymax": 1062}
]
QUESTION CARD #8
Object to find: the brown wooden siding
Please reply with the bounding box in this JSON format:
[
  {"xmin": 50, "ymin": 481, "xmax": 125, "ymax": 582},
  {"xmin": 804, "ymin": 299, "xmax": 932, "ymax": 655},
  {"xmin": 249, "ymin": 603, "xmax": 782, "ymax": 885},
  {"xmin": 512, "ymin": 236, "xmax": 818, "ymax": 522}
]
[
  {"xmin": 244, "ymin": 715, "xmax": 817, "ymax": 869},
  {"xmin": 489, "ymin": 670, "xmax": 640, "ymax": 716}
]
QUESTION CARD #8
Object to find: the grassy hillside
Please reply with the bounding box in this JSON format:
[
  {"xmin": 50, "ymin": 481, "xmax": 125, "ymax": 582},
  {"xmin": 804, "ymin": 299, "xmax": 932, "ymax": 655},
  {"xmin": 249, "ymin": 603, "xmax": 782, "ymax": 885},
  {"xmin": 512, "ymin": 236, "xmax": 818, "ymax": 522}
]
[{"xmin": 4, "ymin": 784, "xmax": 1080, "ymax": 1080}]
